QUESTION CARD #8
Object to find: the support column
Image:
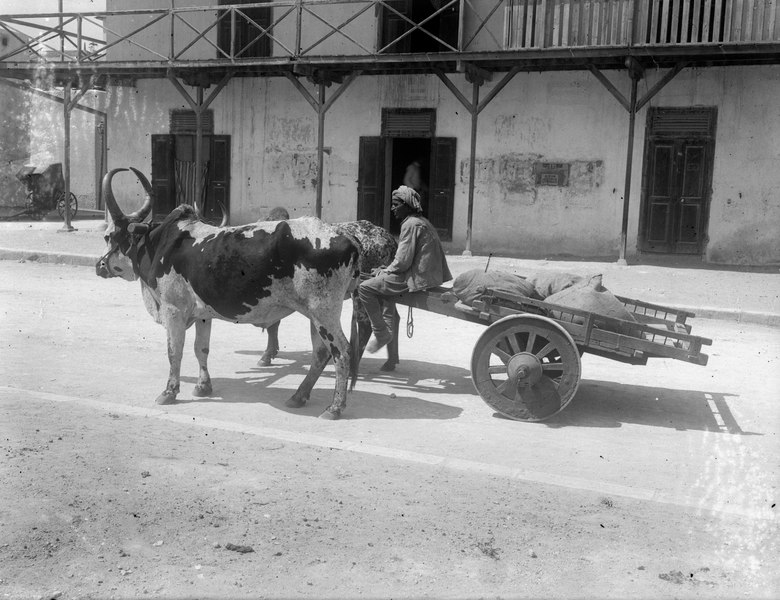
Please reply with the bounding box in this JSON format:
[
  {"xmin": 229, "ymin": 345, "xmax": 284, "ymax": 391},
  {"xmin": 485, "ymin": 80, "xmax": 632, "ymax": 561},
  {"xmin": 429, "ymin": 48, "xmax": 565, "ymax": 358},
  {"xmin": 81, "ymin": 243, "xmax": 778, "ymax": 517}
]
[
  {"xmin": 315, "ymin": 81, "xmax": 326, "ymax": 218},
  {"xmin": 167, "ymin": 71, "xmax": 232, "ymax": 214},
  {"xmin": 435, "ymin": 65, "xmax": 518, "ymax": 256},
  {"xmin": 619, "ymin": 74, "xmax": 639, "ymax": 265},
  {"xmin": 588, "ymin": 61, "xmax": 687, "ymax": 264},
  {"xmin": 285, "ymin": 69, "xmax": 359, "ymax": 219},
  {"xmin": 195, "ymin": 85, "xmax": 204, "ymax": 210},
  {"xmin": 60, "ymin": 80, "xmax": 75, "ymax": 232},
  {"xmin": 465, "ymin": 79, "xmax": 480, "ymax": 257}
]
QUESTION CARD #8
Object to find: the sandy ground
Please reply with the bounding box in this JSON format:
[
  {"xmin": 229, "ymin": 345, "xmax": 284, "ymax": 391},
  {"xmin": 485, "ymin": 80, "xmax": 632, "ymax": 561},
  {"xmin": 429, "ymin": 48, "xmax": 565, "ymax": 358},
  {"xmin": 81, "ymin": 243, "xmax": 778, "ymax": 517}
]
[{"xmin": 0, "ymin": 261, "xmax": 778, "ymax": 599}]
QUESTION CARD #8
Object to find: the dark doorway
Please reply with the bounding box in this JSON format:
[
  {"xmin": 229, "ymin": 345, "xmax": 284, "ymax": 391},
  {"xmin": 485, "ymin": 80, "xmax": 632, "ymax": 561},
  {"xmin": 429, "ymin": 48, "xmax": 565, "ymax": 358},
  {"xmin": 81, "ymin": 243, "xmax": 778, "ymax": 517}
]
[
  {"xmin": 151, "ymin": 134, "xmax": 230, "ymax": 224},
  {"xmin": 357, "ymin": 135, "xmax": 455, "ymax": 240},
  {"xmin": 639, "ymin": 107, "xmax": 716, "ymax": 255}
]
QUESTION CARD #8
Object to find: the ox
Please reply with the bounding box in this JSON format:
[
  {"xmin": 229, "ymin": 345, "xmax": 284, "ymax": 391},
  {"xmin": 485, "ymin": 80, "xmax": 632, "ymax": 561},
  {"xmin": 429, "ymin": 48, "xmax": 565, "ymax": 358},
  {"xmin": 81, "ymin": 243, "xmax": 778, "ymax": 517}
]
[
  {"xmin": 257, "ymin": 220, "xmax": 401, "ymax": 383},
  {"xmin": 95, "ymin": 167, "xmax": 360, "ymax": 419}
]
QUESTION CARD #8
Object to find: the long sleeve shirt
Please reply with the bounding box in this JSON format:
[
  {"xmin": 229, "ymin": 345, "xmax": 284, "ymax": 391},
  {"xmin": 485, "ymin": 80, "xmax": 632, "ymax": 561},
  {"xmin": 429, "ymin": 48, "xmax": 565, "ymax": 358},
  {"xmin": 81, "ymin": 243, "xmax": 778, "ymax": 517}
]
[{"xmin": 386, "ymin": 214, "xmax": 452, "ymax": 291}]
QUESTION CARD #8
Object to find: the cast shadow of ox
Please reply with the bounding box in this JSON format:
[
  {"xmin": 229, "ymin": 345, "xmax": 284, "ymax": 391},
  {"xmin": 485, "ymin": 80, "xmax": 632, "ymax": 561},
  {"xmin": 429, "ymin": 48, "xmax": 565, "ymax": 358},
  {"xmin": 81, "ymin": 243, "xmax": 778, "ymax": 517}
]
[
  {"xmin": 179, "ymin": 350, "xmax": 469, "ymax": 421},
  {"xmin": 541, "ymin": 379, "xmax": 757, "ymax": 435}
]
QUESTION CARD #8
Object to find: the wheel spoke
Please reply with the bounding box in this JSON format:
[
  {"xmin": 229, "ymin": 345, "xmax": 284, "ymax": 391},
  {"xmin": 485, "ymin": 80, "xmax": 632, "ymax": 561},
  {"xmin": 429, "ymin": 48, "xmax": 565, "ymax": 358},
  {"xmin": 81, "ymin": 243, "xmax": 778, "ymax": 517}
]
[
  {"xmin": 541, "ymin": 361, "xmax": 563, "ymax": 371},
  {"xmin": 487, "ymin": 364, "xmax": 506, "ymax": 375},
  {"xmin": 525, "ymin": 332, "xmax": 537, "ymax": 352},
  {"xmin": 505, "ymin": 334, "xmax": 521, "ymax": 354},
  {"xmin": 491, "ymin": 345, "xmax": 512, "ymax": 364},
  {"xmin": 535, "ymin": 342, "xmax": 555, "ymax": 359}
]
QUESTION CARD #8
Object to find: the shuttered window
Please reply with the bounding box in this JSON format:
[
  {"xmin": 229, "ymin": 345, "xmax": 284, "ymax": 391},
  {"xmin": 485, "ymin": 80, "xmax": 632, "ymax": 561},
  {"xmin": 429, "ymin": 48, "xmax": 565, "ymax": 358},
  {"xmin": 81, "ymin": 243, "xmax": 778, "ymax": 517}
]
[
  {"xmin": 648, "ymin": 107, "xmax": 717, "ymax": 137},
  {"xmin": 169, "ymin": 109, "xmax": 214, "ymax": 135},
  {"xmin": 381, "ymin": 108, "xmax": 436, "ymax": 138}
]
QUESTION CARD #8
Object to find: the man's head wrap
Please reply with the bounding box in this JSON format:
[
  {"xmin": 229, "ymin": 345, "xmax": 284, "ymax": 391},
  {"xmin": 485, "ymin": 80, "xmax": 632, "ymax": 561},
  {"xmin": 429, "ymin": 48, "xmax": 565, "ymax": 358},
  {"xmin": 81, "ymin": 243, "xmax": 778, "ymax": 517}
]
[{"xmin": 392, "ymin": 185, "xmax": 422, "ymax": 214}]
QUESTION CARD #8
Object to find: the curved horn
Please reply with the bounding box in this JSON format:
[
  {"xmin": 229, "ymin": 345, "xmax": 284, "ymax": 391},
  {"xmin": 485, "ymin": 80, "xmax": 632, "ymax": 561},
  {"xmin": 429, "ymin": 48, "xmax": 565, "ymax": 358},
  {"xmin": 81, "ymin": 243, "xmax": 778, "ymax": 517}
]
[
  {"xmin": 218, "ymin": 201, "xmax": 229, "ymax": 227},
  {"xmin": 127, "ymin": 167, "xmax": 154, "ymax": 222},
  {"xmin": 102, "ymin": 168, "xmax": 129, "ymax": 223}
]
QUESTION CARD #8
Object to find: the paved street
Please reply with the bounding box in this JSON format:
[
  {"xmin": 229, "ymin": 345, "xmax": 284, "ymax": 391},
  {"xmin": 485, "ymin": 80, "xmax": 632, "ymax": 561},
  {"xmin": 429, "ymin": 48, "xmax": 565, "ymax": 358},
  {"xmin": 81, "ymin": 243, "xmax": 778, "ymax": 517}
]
[{"xmin": 1, "ymin": 260, "xmax": 778, "ymax": 597}]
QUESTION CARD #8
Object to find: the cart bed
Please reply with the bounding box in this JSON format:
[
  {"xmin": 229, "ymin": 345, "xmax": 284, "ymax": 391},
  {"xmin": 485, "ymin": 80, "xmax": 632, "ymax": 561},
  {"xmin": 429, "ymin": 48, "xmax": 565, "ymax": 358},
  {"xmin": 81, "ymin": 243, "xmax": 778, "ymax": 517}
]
[{"xmin": 396, "ymin": 286, "xmax": 711, "ymax": 366}]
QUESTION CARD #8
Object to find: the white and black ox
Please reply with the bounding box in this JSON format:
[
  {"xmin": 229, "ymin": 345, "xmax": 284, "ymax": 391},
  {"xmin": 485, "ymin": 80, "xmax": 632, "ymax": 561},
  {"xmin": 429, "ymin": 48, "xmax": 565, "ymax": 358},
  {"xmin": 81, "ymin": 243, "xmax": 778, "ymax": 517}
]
[
  {"xmin": 259, "ymin": 219, "xmax": 401, "ymax": 384},
  {"xmin": 95, "ymin": 167, "xmax": 360, "ymax": 420}
]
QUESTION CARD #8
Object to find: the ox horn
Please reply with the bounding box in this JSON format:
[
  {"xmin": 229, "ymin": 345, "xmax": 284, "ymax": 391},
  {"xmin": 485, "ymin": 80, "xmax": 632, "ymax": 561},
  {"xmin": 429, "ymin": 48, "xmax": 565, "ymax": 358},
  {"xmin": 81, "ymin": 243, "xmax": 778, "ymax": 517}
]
[
  {"xmin": 128, "ymin": 167, "xmax": 154, "ymax": 222},
  {"xmin": 218, "ymin": 201, "xmax": 229, "ymax": 227},
  {"xmin": 102, "ymin": 168, "xmax": 129, "ymax": 223}
]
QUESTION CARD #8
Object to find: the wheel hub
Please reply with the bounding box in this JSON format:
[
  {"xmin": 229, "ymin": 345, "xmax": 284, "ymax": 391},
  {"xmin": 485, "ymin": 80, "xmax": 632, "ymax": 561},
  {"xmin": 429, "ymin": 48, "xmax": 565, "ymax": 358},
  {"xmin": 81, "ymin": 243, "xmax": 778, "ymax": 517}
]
[{"xmin": 506, "ymin": 352, "xmax": 542, "ymax": 387}]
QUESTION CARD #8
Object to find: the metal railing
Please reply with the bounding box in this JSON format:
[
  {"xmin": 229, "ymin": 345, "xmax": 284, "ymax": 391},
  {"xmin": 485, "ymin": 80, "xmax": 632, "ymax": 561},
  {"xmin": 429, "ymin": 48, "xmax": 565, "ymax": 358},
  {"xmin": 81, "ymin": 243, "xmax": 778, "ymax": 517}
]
[{"xmin": 1, "ymin": 0, "xmax": 777, "ymax": 66}]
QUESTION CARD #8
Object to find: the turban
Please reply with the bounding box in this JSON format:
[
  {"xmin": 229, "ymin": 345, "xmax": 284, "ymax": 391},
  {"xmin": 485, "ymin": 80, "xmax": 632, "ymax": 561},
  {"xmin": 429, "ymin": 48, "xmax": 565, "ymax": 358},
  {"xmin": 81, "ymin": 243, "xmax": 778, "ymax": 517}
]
[{"xmin": 392, "ymin": 185, "xmax": 422, "ymax": 213}]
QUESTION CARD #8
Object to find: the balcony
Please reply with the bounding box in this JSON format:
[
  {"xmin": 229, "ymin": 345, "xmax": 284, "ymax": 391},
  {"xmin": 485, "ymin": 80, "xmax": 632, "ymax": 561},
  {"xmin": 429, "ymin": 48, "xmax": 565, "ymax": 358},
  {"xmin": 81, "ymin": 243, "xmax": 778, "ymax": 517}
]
[{"xmin": 0, "ymin": 0, "xmax": 778, "ymax": 82}]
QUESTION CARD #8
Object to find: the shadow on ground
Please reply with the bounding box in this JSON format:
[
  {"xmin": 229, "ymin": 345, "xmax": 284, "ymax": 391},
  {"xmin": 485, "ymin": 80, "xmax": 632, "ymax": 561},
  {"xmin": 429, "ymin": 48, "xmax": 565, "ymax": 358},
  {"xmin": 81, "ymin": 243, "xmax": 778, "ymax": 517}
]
[
  {"xmin": 179, "ymin": 350, "xmax": 466, "ymax": 421},
  {"xmin": 540, "ymin": 379, "xmax": 757, "ymax": 434}
]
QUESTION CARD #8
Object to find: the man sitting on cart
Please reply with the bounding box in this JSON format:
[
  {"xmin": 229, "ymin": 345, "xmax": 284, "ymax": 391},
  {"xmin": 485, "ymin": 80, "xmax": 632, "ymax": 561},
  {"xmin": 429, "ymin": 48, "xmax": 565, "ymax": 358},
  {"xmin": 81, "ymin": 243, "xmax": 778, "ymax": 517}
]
[{"xmin": 359, "ymin": 185, "xmax": 452, "ymax": 354}]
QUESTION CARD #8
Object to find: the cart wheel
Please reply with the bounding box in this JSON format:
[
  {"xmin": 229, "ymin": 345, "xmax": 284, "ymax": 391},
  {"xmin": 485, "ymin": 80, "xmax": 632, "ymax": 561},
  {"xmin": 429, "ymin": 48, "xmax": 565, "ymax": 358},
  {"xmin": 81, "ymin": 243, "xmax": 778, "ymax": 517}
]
[
  {"xmin": 471, "ymin": 315, "xmax": 581, "ymax": 422},
  {"xmin": 56, "ymin": 192, "xmax": 78, "ymax": 219}
]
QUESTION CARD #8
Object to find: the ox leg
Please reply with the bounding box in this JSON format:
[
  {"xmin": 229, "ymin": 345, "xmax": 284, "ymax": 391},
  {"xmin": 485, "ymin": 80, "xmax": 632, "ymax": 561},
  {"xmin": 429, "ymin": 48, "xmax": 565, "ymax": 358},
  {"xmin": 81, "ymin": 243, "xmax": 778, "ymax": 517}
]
[
  {"xmin": 317, "ymin": 320, "xmax": 351, "ymax": 420},
  {"xmin": 156, "ymin": 313, "xmax": 187, "ymax": 405},
  {"xmin": 192, "ymin": 318, "xmax": 213, "ymax": 397},
  {"xmin": 258, "ymin": 321, "xmax": 280, "ymax": 366},
  {"xmin": 285, "ymin": 321, "xmax": 330, "ymax": 410}
]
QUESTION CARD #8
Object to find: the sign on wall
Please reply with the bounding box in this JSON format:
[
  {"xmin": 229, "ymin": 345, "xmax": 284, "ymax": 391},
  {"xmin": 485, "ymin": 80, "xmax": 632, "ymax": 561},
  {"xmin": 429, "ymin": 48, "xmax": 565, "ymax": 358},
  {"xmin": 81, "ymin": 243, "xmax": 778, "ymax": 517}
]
[{"xmin": 533, "ymin": 162, "xmax": 570, "ymax": 187}]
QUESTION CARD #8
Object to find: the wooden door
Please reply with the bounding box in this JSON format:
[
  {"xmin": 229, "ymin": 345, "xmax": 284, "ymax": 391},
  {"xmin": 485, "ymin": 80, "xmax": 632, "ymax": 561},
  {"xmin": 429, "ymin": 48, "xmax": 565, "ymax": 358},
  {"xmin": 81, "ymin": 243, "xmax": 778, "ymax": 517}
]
[
  {"xmin": 640, "ymin": 138, "xmax": 712, "ymax": 254},
  {"xmin": 151, "ymin": 134, "xmax": 175, "ymax": 219},
  {"xmin": 357, "ymin": 136, "xmax": 385, "ymax": 225},
  {"xmin": 428, "ymin": 137, "xmax": 456, "ymax": 241},
  {"xmin": 151, "ymin": 134, "xmax": 230, "ymax": 223},
  {"xmin": 204, "ymin": 135, "xmax": 230, "ymax": 224},
  {"xmin": 640, "ymin": 107, "xmax": 715, "ymax": 255}
]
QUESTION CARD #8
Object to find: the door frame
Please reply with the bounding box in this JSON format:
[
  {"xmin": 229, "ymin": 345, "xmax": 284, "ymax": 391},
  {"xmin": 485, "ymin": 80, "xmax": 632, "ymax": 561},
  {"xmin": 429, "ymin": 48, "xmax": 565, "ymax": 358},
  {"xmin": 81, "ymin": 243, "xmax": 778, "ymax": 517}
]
[{"xmin": 638, "ymin": 106, "xmax": 717, "ymax": 255}]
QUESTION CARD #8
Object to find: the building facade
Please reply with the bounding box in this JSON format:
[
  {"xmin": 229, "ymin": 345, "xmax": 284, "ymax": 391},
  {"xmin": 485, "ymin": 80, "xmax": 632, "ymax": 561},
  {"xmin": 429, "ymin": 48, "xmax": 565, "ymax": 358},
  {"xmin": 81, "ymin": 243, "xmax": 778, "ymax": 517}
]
[{"xmin": 2, "ymin": 1, "xmax": 778, "ymax": 264}]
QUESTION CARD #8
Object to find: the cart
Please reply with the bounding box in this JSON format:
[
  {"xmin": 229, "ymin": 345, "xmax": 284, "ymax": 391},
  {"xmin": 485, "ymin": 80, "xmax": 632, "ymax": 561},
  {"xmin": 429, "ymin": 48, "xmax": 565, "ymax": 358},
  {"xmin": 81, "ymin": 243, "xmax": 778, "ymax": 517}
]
[
  {"xmin": 13, "ymin": 163, "xmax": 78, "ymax": 220},
  {"xmin": 394, "ymin": 285, "xmax": 712, "ymax": 422}
]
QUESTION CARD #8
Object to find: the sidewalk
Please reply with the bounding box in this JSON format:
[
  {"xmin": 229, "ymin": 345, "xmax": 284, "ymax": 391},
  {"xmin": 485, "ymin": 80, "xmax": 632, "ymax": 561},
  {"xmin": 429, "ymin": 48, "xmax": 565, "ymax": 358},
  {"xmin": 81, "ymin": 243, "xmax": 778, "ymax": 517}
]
[{"xmin": 1, "ymin": 216, "xmax": 778, "ymax": 326}]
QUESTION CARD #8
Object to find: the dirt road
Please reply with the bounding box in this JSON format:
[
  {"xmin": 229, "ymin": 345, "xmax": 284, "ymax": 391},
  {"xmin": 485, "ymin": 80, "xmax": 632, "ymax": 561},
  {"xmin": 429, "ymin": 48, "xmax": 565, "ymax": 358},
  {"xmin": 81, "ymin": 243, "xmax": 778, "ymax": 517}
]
[{"xmin": 1, "ymin": 262, "xmax": 778, "ymax": 599}]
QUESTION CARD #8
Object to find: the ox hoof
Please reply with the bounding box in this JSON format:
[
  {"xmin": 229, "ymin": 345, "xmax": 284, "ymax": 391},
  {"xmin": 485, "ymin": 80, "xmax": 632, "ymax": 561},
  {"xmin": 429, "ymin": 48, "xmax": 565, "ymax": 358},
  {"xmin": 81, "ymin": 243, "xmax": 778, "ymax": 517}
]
[
  {"xmin": 318, "ymin": 408, "xmax": 341, "ymax": 420},
  {"xmin": 285, "ymin": 396, "xmax": 307, "ymax": 409},
  {"xmin": 155, "ymin": 391, "xmax": 177, "ymax": 405},
  {"xmin": 380, "ymin": 361, "xmax": 397, "ymax": 372},
  {"xmin": 192, "ymin": 383, "xmax": 213, "ymax": 397},
  {"xmin": 257, "ymin": 357, "xmax": 272, "ymax": 367}
]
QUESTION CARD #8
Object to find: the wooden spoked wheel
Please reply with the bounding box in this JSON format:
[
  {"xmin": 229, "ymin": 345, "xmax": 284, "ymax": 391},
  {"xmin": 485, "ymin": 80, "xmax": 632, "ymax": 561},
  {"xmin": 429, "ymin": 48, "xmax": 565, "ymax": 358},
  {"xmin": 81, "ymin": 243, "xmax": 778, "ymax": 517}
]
[
  {"xmin": 471, "ymin": 315, "xmax": 581, "ymax": 422},
  {"xmin": 56, "ymin": 191, "xmax": 78, "ymax": 219}
]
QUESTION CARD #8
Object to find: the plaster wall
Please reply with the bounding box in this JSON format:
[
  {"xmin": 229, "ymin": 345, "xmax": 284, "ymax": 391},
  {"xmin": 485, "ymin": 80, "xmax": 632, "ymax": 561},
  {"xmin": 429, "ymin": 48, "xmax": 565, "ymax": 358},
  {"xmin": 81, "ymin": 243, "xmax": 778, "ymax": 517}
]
[
  {"xmin": 643, "ymin": 65, "xmax": 780, "ymax": 265},
  {"xmin": 0, "ymin": 84, "xmax": 31, "ymax": 207},
  {"xmin": 105, "ymin": 65, "xmax": 780, "ymax": 265}
]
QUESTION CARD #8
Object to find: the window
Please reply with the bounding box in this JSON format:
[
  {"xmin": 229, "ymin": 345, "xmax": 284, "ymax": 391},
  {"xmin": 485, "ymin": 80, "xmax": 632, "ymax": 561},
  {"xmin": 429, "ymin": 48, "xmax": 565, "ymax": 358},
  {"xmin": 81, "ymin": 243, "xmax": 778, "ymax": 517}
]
[{"xmin": 218, "ymin": 0, "xmax": 272, "ymax": 58}]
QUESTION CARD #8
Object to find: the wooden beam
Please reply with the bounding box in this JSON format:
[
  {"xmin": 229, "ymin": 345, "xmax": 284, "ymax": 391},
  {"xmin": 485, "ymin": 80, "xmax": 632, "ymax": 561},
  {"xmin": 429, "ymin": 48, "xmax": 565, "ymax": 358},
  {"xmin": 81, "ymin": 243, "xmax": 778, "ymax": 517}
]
[{"xmin": 587, "ymin": 64, "xmax": 630, "ymax": 111}]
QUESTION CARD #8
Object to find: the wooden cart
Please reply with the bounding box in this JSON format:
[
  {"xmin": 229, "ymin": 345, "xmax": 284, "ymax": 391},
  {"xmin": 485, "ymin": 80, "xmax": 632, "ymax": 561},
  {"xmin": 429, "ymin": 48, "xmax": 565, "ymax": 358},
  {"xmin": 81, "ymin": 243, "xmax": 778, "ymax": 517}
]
[{"xmin": 395, "ymin": 286, "xmax": 712, "ymax": 422}]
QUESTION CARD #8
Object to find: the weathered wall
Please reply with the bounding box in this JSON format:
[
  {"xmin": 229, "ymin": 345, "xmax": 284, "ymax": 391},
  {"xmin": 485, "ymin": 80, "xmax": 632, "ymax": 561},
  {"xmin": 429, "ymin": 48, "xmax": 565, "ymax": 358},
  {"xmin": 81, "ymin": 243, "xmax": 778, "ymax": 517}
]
[
  {"xmin": 26, "ymin": 65, "xmax": 100, "ymax": 209},
  {"xmin": 645, "ymin": 65, "xmax": 780, "ymax": 265},
  {"xmin": 0, "ymin": 84, "xmax": 31, "ymax": 207},
  {"xmin": 105, "ymin": 65, "xmax": 780, "ymax": 265}
]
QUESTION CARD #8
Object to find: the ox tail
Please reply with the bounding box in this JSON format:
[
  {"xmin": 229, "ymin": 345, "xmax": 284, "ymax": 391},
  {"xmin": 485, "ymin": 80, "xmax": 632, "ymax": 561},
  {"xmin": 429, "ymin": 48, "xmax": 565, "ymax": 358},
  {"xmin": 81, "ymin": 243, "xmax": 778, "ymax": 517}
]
[{"xmin": 348, "ymin": 294, "xmax": 360, "ymax": 391}]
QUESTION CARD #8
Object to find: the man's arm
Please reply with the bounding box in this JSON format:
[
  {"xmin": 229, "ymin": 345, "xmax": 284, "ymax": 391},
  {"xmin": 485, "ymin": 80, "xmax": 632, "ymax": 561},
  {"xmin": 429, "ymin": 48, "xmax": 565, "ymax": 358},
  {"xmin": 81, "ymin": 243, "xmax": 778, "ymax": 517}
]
[{"xmin": 385, "ymin": 220, "xmax": 419, "ymax": 274}]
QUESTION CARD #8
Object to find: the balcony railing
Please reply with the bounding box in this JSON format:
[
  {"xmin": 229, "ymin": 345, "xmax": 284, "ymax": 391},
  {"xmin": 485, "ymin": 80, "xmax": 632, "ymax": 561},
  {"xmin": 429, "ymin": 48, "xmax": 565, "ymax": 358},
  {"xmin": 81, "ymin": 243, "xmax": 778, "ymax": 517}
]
[
  {"xmin": 505, "ymin": 0, "xmax": 780, "ymax": 49},
  {"xmin": 0, "ymin": 0, "xmax": 777, "ymax": 67}
]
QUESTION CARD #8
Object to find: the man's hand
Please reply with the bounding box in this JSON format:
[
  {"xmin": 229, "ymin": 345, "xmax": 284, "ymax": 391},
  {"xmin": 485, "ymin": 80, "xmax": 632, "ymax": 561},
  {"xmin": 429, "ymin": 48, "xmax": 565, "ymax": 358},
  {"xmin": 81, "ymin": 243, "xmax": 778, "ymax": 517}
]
[{"xmin": 370, "ymin": 267, "xmax": 386, "ymax": 277}]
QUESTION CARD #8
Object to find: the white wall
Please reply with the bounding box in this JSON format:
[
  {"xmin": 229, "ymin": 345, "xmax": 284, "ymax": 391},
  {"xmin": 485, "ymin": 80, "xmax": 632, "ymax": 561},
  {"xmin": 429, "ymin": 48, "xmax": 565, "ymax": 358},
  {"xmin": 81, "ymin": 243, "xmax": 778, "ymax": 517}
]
[{"xmin": 105, "ymin": 64, "xmax": 780, "ymax": 265}]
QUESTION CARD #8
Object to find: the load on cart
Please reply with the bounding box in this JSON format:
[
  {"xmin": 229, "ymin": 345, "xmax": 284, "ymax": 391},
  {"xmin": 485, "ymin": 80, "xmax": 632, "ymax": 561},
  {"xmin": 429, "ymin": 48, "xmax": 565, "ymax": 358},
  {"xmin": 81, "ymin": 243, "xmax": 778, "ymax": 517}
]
[
  {"xmin": 395, "ymin": 268, "xmax": 712, "ymax": 423},
  {"xmin": 12, "ymin": 162, "xmax": 78, "ymax": 220}
]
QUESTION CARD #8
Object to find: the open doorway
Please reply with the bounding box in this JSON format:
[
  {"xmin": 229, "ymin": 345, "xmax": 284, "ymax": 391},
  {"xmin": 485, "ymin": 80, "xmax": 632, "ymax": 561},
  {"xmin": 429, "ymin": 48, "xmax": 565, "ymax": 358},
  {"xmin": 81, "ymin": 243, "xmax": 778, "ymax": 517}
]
[{"xmin": 388, "ymin": 137, "xmax": 431, "ymax": 235}]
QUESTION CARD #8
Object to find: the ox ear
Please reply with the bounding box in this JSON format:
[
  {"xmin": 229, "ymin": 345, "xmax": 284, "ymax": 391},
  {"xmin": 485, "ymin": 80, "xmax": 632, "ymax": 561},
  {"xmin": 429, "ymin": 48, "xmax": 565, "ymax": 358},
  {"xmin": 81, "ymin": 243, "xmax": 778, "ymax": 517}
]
[
  {"xmin": 102, "ymin": 168, "xmax": 129, "ymax": 223},
  {"xmin": 127, "ymin": 167, "xmax": 154, "ymax": 222}
]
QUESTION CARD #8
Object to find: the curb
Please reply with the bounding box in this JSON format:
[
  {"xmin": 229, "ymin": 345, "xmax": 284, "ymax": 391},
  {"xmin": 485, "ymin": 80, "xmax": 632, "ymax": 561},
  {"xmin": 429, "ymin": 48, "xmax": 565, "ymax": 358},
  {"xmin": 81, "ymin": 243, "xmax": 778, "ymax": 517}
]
[{"xmin": 3, "ymin": 247, "xmax": 778, "ymax": 327}]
